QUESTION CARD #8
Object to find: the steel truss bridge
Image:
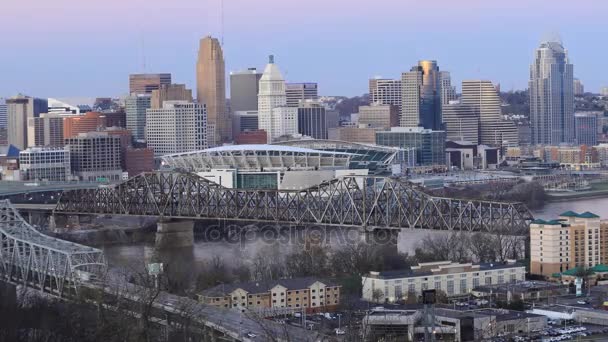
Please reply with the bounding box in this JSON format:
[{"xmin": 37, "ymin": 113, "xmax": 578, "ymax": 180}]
[
  {"xmin": 55, "ymin": 172, "xmax": 533, "ymax": 235},
  {"xmin": 0, "ymin": 199, "xmax": 106, "ymax": 296}
]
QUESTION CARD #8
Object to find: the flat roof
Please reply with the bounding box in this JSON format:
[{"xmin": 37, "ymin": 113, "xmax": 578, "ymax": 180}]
[{"xmin": 366, "ymin": 262, "xmax": 525, "ymax": 280}]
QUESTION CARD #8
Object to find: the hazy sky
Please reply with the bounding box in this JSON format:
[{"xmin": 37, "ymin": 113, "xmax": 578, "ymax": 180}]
[{"xmin": 1, "ymin": 0, "xmax": 607, "ymax": 99}]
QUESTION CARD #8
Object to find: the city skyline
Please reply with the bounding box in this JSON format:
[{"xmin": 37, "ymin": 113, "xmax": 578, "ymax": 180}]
[{"xmin": 1, "ymin": 0, "xmax": 607, "ymax": 98}]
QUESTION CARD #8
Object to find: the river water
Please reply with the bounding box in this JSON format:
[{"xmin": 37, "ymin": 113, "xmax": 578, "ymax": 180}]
[{"xmin": 101, "ymin": 197, "xmax": 608, "ymax": 281}]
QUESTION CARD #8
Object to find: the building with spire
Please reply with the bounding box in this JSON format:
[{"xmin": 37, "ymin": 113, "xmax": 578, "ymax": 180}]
[
  {"xmin": 258, "ymin": 55, "xmax": 297, "ymax": 143},
  {"xmin": 197, "ymin": 36, "xmax": 230, "ymax": 144},
  {"xmin": 529, "ymin": 38, "xmax": 574, "ymax": 145}
]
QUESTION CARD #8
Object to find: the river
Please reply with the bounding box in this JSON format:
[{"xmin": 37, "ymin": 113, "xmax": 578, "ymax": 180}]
[{"xmin": 100, "ymin": 197, "xmax": 608, "ymax": 287}]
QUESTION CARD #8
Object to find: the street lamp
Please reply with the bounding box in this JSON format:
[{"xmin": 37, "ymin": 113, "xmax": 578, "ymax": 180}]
[{"xmin": 337, "ymin": 313, "xmax": 342, "ymax": 331}]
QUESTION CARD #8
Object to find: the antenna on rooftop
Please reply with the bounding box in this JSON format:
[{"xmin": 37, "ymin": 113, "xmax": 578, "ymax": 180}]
[
  {"xmin": 220, "ymin": 0, "xmax": 225, "ymax": 46},
  {"xmin": 140, "ymin": 33, "xmax": 147, "ymax": 72}
]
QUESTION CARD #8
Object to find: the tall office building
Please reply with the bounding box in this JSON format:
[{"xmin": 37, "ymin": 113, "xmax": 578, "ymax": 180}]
[
  {"xmin": 230, "ymin": 68, "xmax": 263, "ymax": 112},
  {"xmin": 125, "ymin": 94, "xmax": 151, "ymax": 141},
  {"xmin": 376, "ymin": 127, "xmax": 446, "ymax": 166},
  {"xmin": 197, "ymin": 36, "xmax": 230, "ymax": 144},
  {"xmin": 0, "ymin": 98, "xmax": 7, "ymax": 129},
  {"xmin": 369, "ymin": 78, "xmax": 402, "ymax": 110},
  {"xmin": 297, "ymin": 101, "xmax": 327, "ymax": 139},
  {"xmin": 65, "ymin": 132, "xmax": 123, "ymax": 181},
  {"xmin": 151, "ymin": 84, "xmax": 193, "ymax": 109},
  {"xmin": 401, "ymin": 60, "xmax": 442, "ymax": 130},
  {"xmin": 461, "ymin": 80, "xmax": 518, "ymax": 147},
  {"xmin": 439, "ymin": 71, "xmax": 457, "ymax": 105},
  {"xmin": 575, "ymin": 112, "xmax": 598, "ymax": 146},
  {"xmin": 129, "ymin": 73, "xmax": 171, "ymax": 95},
  {"xmin": 442, "ymin": 101, "xmax": 480, "ymax": 144},
  {"xmin": 286, "ymin": 83, "xmax": 318, "ymax": 108},
  {"xmin": 529, "ymin": 39, "xmax": 575, "ymax": 145},
  {"xmin": 145, "ymin": 101, "xmax": 208, "ymax": 157},
  {"xmin": 574, "ymin": 78, "xmax": 585, "ymax": 96},
  {"xmin": 6, "ymin": 95, "xmax": 48, "ymax": 150},
  {"xmin": 63, "ymin": 112, "xmax": 107, "ymax": 139},
  {"xmin": 232, "ymin": 111, "xmax": 259, "ymax": 136},
  {"xmin": 0, "ymin": 98, "xmax": 6, "ymax": 146},
  {"xmin": 258, "ymin": 55, "xmax": 288, "ymax": 143},
  {"xmin": 601, "ymin": 87, "xmax": 608, "ymax": 97},
  {"xmin": 27, "ymin": 113, "xmax": 66, "ymax": 147},
  {"xmin": 357, "ymin": 104, "xmax": 399, "ymax": 130}
]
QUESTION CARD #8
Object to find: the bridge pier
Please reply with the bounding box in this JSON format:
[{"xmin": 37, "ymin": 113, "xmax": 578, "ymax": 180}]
[{"xmin": 156, "ymin": 219, "xmax": 194, "ymax": 248}]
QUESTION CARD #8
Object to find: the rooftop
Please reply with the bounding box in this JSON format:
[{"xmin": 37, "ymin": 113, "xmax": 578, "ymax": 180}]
[
  {"xmin": 366, "ymin": 261, "xmax": 524, "ymax": 280},
  {"xmin": 202, "ymin": 277, "xmax": 340, "ymax": 297},
  {"xmin": 163, "ymin": 144, "xmax": 354, "ymax": 158},
  {"xmin": 558, "ymin": 211, "xmax": 600, "ymax": 219}
]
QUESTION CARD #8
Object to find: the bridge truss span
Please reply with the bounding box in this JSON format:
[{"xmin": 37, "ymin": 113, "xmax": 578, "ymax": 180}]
[
  {"xmin": 55, "ymin": 172, "xmax": 533, "ymax": 235},
  {"xmin": 0, "ymin": 199, "xmax": 106, "ymax": 296}
]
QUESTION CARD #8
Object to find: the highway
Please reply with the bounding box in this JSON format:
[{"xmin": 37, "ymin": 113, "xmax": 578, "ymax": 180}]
[
  {"xmin": 0, "ymin": 181, "xmax": 102, "ymax": 196},
  {"xmin": 86, "ymin": 272, "xmax": 324, "ymax": 342}
]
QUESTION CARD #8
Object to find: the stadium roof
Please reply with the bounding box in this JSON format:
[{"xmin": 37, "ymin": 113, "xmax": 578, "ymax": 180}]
[
  {"xmin": 164, "ymin": 144, "xmax": 354, "ymax": 158},
  {"xmin": 161, "ymin": 145, "xmax": 354, "ymax": 172}
]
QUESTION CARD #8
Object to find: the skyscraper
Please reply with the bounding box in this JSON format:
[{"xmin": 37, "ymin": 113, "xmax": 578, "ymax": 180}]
[
  {"xmin": 574, "ymin": 78, "xmax": 585, "ymax": 96},
  {"xmin": 439, "ymin": 71, "xmax": 457, "ymax": 105},
  {"xmin": 369, "ymin": 78, "xmax": 402, "ymax": 111},
  {"xmin": 197, "ymin": 36, "xmax": 230, "ymax": 144},
  {"xmin": 461, "ymin": 80, "xmax": 518, "ymax": 147},
  {"xmin": 401, "ymin": 60, "xmax": 442, "ymax": 130},
  {"xmin": 258, "ymin": 55, "xmax": 288, "ymax": 143},
  {"xmin": 0, "ymin": 98, "xmax": 6, "ymax": 146},
  {"xmin": 297, "ymin": 101, "xmax": 328, "ymax": 139},
  {"xmin": 230, "ymin": 68, "xmax": 263, "ymax": 112},
  {"xmin": 286, "ymin": 83, "xmax": 318, "ymax": 107},
  {"xmin": 529, "ymin": 39, "xmax": 574, "ymax": 145},
  {"xmin": 27, "ymin": 113, "xmax": 66, "ymax": 147},
  {"xmin": 442, "ymin": 101, "xmax": 480, "ymax": 144},
  {"xmin": 151, "ymin": 84, "xmax": 193, "ymax": 109},
  {"xmin": 6, "ymin": 95, "xmax": 48, "ymax": 150},
  {"xmin": 125, "ymin": 94, "xmax": 151, "ymax": 141},
  {"xmin": 129, "ymin": 73, "xmax": 171, "ymax": 95},
  {"xmin": 0, "ymin": 98, "xmax": 7, "ymax": 130},
  {"xmin": 574, "ymin": 112, "xmax": 598, "ymax": 146},
  {"xmin": 145, "ymin": 101, "xmax": 208, "ymax": 157}
]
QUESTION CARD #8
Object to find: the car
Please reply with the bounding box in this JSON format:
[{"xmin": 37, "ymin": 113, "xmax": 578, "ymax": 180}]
[
  {"xmin": 577, "ymin": 300, "xmax": 588, "ymax": 305},
  {"xmin": 245, "ymin": 332, "xmax": 257, "ymax": 338},
  {"xmin": 335, "ymin": 329, "xmax": 346, "ymax": 335},
  {"xmin": 294, "ymin": 312, "xmax": 302, "ymax": 318}
]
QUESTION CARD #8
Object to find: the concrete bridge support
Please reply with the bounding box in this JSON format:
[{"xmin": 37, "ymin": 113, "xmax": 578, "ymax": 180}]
[{"xmin": 156, "ymin": 219, "xmax": 194, "ymax": 248}]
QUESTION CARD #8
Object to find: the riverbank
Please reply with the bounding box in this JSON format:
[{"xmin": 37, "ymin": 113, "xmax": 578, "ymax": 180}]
[{"xmin": 546, "ymin": 181, "xmax": 608, "ymax": 202}]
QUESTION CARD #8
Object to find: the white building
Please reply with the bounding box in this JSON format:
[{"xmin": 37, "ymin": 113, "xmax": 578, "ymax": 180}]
[
  {"xmin": 258, "ymin": 55, "xmax": 289, "ymax": 143},
  {"xmin": 145, "ymin": 101, "xmax": 208, "ymax": 157},
  {"xmin": 270, "ymin": 107, "xmax": 298, "ymax": 139},
  {"xmin": 19, "ymin": 147, "xmax": 71, "ymax": 181},
  {"xmin": 160, "ymin": 144, "xmax": 362, "ymax": 190},
  {"xmin": 362, "ymin": 261, "xmax": 526, "ymax": 303}
]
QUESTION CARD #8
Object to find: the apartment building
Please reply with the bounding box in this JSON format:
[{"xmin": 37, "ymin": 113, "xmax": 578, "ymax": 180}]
[
  {"xmin": 362, "ymin": 261, "xmax": 526, "ymax": 303},
  {"xmin": 530, "ymin": 211, "xmax": 607, "ymax": 278},
  {"xmin": 199, "ymin": 277, "xmax": 341, "ymax": 314}
]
